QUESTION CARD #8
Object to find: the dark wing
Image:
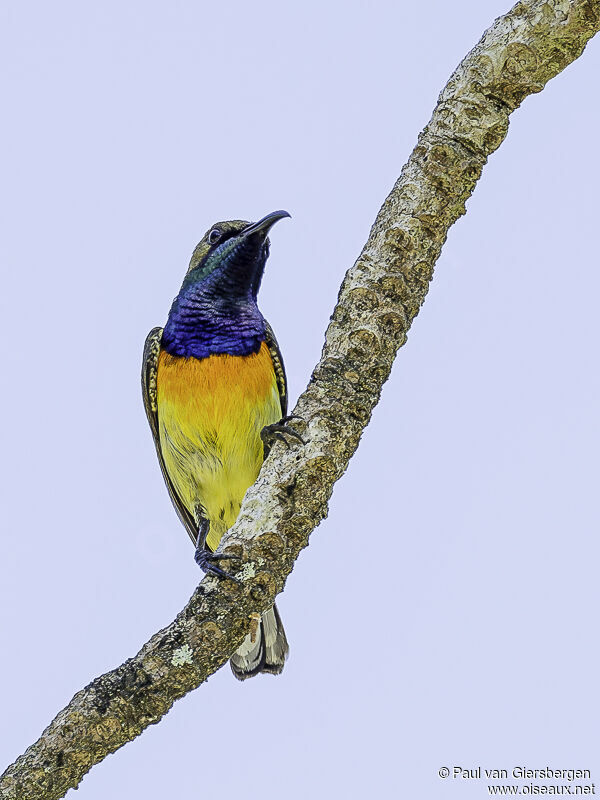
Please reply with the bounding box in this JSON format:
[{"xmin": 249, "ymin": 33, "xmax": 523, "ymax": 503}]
[
  {"xmin": 264, "ymin": 320, "xmax": 288, "ymax": 417},
  {"xmin": 142, "ymin": 327, "xmax": 198, "ymax": 544}
]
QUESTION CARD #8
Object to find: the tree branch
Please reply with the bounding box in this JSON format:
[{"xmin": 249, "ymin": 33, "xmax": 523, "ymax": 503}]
[{"xmin": 2, "ymin": 1, "xmax": 598, "ymax": 797}]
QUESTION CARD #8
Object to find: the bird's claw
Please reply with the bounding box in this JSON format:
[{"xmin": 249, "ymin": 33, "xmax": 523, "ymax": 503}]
[
  {"xmin": 261, "ymin": 416, "xmax": 306, "ymax": 455},
  {"xmin": 194, "ymin": 520, "xmax": 241, "ymax": 582},
  {"xmin": 194, "ymin": 547, "xmax": 241, "ymax": 583}
]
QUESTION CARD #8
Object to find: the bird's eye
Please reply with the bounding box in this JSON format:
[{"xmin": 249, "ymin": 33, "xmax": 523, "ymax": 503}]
[{"xmin": 208, "ymin": 228, "xmax": 222, "ymax": 245}]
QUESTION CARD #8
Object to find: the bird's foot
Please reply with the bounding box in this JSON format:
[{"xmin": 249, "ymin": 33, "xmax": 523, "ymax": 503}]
[
  {"xmin": 261, "ymin": 415, "xmax": 306, "ymax": 456},
  {"xmin": 194, "ymin": 522, "xmax": 241, "ymax": 582},
  {"xmin": 194, "ymin": 547, "xmax": 241, "ymax": 582}
]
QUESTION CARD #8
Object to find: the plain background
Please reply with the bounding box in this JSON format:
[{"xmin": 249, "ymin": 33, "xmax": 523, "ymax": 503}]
[{"xmin": 1, "ymin": 1, "xmax": 598, "ymax": 798}]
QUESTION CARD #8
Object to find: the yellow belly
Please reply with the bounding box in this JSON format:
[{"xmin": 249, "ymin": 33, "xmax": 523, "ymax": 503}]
[{"xmin": 156, "ymin": 342, "xmax": 281, "ymax": 551}]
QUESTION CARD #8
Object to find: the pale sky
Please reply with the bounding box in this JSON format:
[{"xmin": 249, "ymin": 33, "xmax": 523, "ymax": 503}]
[{"xmin": 1, "ymin": 1, "xmax": 599, "ymax": 798}]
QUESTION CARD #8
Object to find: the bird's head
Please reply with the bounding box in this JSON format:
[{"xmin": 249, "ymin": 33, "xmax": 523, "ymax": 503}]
[{"xmin": 182, "ymin": 210, "xmax": 290, "ymax": 301}]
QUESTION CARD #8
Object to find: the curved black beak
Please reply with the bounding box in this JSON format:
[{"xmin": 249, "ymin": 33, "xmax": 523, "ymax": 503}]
[{"xmin": 242, "ymin": 210, "xmax": 291, "ymax": 238}]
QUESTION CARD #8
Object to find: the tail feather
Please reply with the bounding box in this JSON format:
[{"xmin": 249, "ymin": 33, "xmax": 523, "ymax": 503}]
[{"xmin": 230, "ymin": 604, "xmax": 288, "ymax": 681}]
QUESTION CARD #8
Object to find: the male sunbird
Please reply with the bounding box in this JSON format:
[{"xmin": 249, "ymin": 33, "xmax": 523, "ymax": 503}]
[{"xmin": 142, "ymin": 210, "xmax": 298, "ymax": 680}]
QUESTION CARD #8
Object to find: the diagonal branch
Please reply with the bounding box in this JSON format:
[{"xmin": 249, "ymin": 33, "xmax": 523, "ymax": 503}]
[{"xmin": 2, "ymin": 1, "xmax": 598, "ymax": 798}]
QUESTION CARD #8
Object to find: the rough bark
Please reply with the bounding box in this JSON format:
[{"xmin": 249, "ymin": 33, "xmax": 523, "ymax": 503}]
[{"xmin": 2, "ymin": 1, "xmax": 599, "ymax": 798}]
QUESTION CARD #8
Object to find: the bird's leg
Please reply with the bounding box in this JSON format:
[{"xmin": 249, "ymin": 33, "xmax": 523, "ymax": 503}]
[
  {"xmin": 194, "ymin": 519, "xmax": 240, "ymax": 582},
  {"xmin": 261, "ymin": 415, "xmax": 306, "ymax": 458}
]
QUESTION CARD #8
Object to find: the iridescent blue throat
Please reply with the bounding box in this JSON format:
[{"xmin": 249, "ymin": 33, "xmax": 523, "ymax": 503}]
[{"xmin": 162, "ymin": 286, "xmax": 266, "ymax": 359}]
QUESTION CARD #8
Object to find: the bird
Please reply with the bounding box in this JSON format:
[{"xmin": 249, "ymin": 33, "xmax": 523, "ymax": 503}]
[{"xmin": 142, "ymin": 210, "xmax": 298, "ymax": 680}]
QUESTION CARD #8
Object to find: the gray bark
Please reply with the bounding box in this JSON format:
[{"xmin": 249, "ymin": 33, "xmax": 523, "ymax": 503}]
[{"xmin": 2, "ymin": 1, "xmax": 599, "ymax": 797}]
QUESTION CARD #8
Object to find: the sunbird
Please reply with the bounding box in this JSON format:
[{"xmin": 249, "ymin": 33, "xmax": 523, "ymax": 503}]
[{"xmin": 142, "ymin": 210, "xmax": 297, "ymax": 680}]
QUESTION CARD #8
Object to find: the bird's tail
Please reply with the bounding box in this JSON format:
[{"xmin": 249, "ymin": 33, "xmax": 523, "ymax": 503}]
[{"xmin": 230, "ymin": 603, "xmax": 289, "ymax": 680}]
